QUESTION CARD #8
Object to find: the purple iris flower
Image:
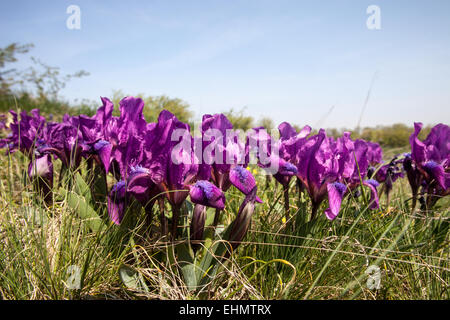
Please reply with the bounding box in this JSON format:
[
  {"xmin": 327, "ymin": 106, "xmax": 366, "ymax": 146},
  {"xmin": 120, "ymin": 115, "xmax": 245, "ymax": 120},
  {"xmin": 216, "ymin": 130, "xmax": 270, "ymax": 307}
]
[
  {"xmin": 295, "ymin": 130, "xmax": 381, "ymax": 220},
  {"xmin": 1, "ymin": 109, "xmax": 46, "ymax": 156},
  {"xmin": 126, "ymin": 165, "xmax": 160, "ymax": 210},
  {"xmin": 28, "ymin": 153, "xmax": 54, "ymax": 202},
  {"xmin": 200, "ymin": 113, "xmax": 247, "ymax": 192},
  {"xmin": 365, "ymin": 141, "xmax": 383, "ymax": 167},
  {"xmin": 229, "ymin": 165, "xmax": 263, "ymax": 203},
  {"xmin": 199, "ymin": 114, "xmax": 261, "ymax": 227},
  {"xmin": 278, "ymin": 122, "xmax": 312, "ymax": 165},
  {"xmin": 37, "ymin": 120, "xmax": 86, "ymax": 169},
  {"xmin": 246, "ymin": 123, "xmax": 309, "ymax": 219},
  {"xmin": 227, "ymin": 186, "xmax": 259, "ymax": 253},
  {"xmin": 247, "ymin": 123, "xmax": 305, "ymax": 188},
  {"xmin": 0, "ymin": 110, "xmax": 55, "ymax": 199},
  {"xmin": 343, "ymin": 138, "xmax": 382, "ymax": 212},
  {"xmin": 108, "ymin": 97, "xmax": 147, "ymax": 179},
  {"xmin": 189, "ymin": 180, "xmax": 226, "ymax": 210},
  {"xmin": 246, "ymin": 127, "xmax": 279, "ymax": 177},
  {"xmin": 103, "ymin": 97, "xmax": 160, "ymax": 225},
  {"xmin": 108, "ymin": 109, "xmax": 197, "ymax": 236},
  {"xmin": 106, "ymin": 107, "xmax": 201, "ymax": 239},
  {"xmin": 277, "ymin": 160, "xmax": 298, "ymax": 177},
  {"xmin": 405, "ymin": 122, "xmax": 449, "ymax": 209},
  {"xmin": 295, "ymin": 129, "xmax": 341, "ymax": 219},
  {"xmin": 154, "ymin": 110, "xmax": 198, "ymax": 207},
  {"xmin": 78, "ymin": 97, "xmax": 114, "ymax": 172},
  {"xmin": 107, "ymin": 180, "xmax": 129, "ymax": 225},
  {"xmin": 375, "ymin": 155, "xmax": 405, "ymax": 204}
]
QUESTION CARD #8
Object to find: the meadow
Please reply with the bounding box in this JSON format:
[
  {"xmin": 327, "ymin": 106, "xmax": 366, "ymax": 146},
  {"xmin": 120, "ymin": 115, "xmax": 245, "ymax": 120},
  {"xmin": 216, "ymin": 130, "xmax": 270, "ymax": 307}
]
[{"xmin": 0, "ymin": 97, "xmax": 448, "ymax": 300}]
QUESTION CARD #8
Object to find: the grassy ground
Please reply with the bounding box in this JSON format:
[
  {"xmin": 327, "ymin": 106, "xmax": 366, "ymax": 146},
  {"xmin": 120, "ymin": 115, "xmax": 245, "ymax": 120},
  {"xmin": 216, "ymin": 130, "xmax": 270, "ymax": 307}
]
[{"xmin": 0, "ymin": 149, "xmax": 448, "ymax": 300}]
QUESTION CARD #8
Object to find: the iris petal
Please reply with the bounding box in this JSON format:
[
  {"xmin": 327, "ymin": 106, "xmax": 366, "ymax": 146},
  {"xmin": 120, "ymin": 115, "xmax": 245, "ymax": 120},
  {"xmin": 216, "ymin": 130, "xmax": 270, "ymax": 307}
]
[
  {"xmin": 325, "ymin": 182, "xmax": 347, "ymax": 220},
  {"xmin": 190, "ymin": 180, "xmax": 226, "ymax": 209},
  {"xmin": 363, "ymin": 179, "xmax": 380, "ymax": 210},
  {"xmin": 107, "ymin": 181, "xmax": 128, "ymax": 225},
  {"xmin": 423, "ymin": 161, "xmax": 446, "ymax": 189}
]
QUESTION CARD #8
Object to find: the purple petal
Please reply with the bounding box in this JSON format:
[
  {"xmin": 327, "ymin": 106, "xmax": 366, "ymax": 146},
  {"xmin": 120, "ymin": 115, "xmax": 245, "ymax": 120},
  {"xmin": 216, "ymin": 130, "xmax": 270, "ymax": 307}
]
[
  {"xmin": 229, "ymin": 166, "xmax": 255, "ymax": 194},
  {"xmin": 28, "ymin": 154, "xmax": 53, "ymax": 184},
  {"xmin": 126, "ymin": 166, "xmax": 158, "ymax": 206},
  {"xmin": 227, "ymin": 186, "xmax": 259, "ymax": 251},
  {"xmin": 107, "ymin": 181, "xmax": 128, "ymax": 225},
  {"xmin": 94, "ymin": 140, "xmax": 112, "ymax": 172},
  {"xmin": 278, "ymin": 122, "xmax": 298, "ymax": 140},
  {"xmin": 190, "ymin": 180, "xmax": 226, "ymax": 209},
  {"xmin": 423, "ymin": 161, "xmax": 446, "ymax": 189},
  {"xmin": 278, "ymin": 159, "xmax": 298, "ymax": 176},
  {"xmin": 409, "ymin": 122, "xmax": 427, "ymax": 164},
  {"xmin": 325, "ymin": 182, "xmax": 347, "ymax": 220},
  {"xmin": 363, "ymin": 179, "xmax": 380, "ymax": 210},
  {"xmin": 423, "ymin": 123, "xmax": 450, "ymax": 163}
]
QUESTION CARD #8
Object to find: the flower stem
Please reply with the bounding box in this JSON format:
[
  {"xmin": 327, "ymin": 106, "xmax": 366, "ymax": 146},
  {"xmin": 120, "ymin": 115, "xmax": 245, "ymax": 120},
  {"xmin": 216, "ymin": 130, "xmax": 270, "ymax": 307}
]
[
  {"xmin": 145, "ymin": 204, "xmax": 154, "ymax": 233},
  {"xmin": 265, "ymin": 174, "xmax": 272, "ymax": 189},
  {"xmin": 283, "ymin": 183, "xmax": 290, "ymax": 221},
  {"xmin": 159, "ymin": 197, "xmax": 168, "ymax": 237},
  {"xmin": 213, "ymin": 208, "xmax": 221, "ymax": 228},
  {"xmin": 311, "ymin": 201, "xmax": 319, "ymax": 220},
  {"xmin": 171, "ymin": 204, "xmax": 181, "ymax": 240},
  {"xmin": 411, "ymin": 194, "xmax": 417, "ymax": 214}
]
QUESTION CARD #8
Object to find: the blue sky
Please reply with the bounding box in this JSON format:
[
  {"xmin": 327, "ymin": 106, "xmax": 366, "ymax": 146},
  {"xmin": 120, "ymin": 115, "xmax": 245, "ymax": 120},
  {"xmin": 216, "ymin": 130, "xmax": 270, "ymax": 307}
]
[{"xmin": 1, "ymin": 0, "xmax": 449, "ymax": 129}]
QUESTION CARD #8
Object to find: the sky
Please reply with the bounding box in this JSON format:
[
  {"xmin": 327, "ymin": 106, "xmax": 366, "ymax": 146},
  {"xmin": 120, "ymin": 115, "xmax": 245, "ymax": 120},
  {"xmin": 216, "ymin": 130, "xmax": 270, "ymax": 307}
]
[{"xmin": 1, "ymin": 0, "xmax": 449, "ymax": 129}]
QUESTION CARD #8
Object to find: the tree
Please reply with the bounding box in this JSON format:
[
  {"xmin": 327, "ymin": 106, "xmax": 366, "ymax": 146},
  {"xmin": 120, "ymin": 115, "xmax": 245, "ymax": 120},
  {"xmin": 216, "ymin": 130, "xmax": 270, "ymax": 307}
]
[
  {"xmin": 0, "ymin": 42, "xmax": 89, "ymax": 100},
  {"xmin": 223, "ymin": 107, "xmax": 254, "ymax": 131},
  {"xmin": 0, "ymin": 43, "xmax": 34, "ymax": 95},
  {"xmin": 20, "ymin": 57, "xmax": 89, "ymax": 100},
  {"xmin": 257, "ymin": 117, "xmax": 275, "ymax": 132}
]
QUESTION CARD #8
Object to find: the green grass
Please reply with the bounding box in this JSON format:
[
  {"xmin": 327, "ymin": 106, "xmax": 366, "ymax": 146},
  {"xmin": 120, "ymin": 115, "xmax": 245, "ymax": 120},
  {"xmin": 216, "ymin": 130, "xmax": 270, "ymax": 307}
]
[{"xmin": 0, "ymin": 151, "xmax": 448, "ymax": 300}]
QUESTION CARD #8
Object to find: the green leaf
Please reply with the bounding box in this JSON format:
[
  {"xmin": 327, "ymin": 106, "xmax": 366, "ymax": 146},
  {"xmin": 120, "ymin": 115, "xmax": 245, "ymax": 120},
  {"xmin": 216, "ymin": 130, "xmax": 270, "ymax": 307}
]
[
  {"xmin": 89, "ymin": 164, "xmax": 108, "ymax": 207},
  {"xmin": 176, "ymin": 242, "xmax": 198, "ymax": 291},
  {"xmin": 197, "ymin": 223, "xmax": 234, "ymax": 289},
  {"xmin": 73, "ymin": 173, "xmax": 92, "ymax": 204},
  {"xmin": 119, "ymin": 265, "xmax": 149, "ymax": 293},
  {"xmin": 64, "ymin": 189, "xmax": 106, "ymax": 233}
]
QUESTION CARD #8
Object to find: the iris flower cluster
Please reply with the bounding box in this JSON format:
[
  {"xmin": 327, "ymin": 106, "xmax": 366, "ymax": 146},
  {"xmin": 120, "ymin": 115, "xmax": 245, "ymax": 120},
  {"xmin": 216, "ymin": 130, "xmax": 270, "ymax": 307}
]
[
  {"xmin": 0, "ymin": 97, "xmax": 262, "ymax": 247},
  {"xmin": 1, "ymin": 97, "xmax": 449, "ymax": 248},
  {"xmin": 249, "ymin": 122, "xmax": 385, "ymax": 220}
]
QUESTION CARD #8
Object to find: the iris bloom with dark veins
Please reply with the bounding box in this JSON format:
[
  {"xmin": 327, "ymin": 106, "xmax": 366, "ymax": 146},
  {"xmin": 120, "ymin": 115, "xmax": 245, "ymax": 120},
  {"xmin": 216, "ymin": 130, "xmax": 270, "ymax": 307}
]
[
  {"xmin": 200, "ymin": 113, "xmax": 247, "ymax": 192},
  {"xmin": 246, "ymin": 125, "xmax": 301, "ymax": 187},
  {"xmin": 374, "ymin": 155, "xmax": 405, "ymax": 205},
  {"xmin": 229, "ymin": 165, "xmax": 263, "ymax": 203},
  {"xmin": 28, "ymin": 153, "xmax": 54, "ymax": 202},
  {"xmin": 37, "ymin": 120, "xmax": 86, "ymax": 170},
  {"xmin": 189, "ymin": 180, "xmax": 226, "ymax": 210},
  {"xmin": 107, "ymin": 109, "xmax": 199, "ymax": 237},
  {"xmin": 404, "ymin": 122, "xmax": 449, "ymax": 210},
  {"xmin": 78, "ymin": 97, "xmax": 114, "ymax": 173},
  {"xmin": 295, "ymin": 130, "xmax": 381, "ymax": 220},
  {"xmin": 189, "ymin": 180, "xmax": 226, "ymax": 249},
  {"xmin": 295, "ymin": 129, "xmax": 340, "ymax": 219},
  {"xmin": 107, "ymin": 180, "xmax": 128, "ymax": 225},
  {"xmin": 1, "ymin": 109, "xmax": 46, "ymax": 156},
  {"xmin": 0, "ymin": 109, "xmax": 54, "ymax": 197},
  {"xmin": 108, "ymin": 97, "xmax": 148, "ymax": 179}
]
